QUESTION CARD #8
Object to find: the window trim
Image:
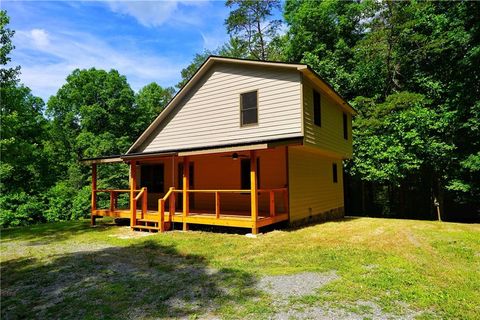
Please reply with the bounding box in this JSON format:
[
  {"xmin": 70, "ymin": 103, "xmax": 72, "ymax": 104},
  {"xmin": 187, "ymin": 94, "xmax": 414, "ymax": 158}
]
[
  {"xmin": 313, "ymin": 89, "xmax": 321, "ymax": 127},
  {"xmin": 239, "ymin": 90, "xmax": 259, "ymax": 127}
]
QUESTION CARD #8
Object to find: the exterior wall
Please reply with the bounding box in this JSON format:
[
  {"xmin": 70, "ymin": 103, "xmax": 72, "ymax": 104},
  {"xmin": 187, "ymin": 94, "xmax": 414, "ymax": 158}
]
[
  {"xmin": 138, "ymin": 146, "xmax": 287, "ymax": 214},
  {"xmin": 136, "ymin": 63, "xmax": 303, "ymax": 153},
  {"xmin": 288, "ymin": 145, "xmax": 345, "ymax": 222},
  {"xmin": 302, "ymin": 77, "xmax": 353, "ymax": 158}
]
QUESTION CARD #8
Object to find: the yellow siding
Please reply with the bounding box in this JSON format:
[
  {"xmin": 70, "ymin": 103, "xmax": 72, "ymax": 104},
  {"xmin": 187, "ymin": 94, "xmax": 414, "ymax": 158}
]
[
  {"xmin": 303, "ymin": 77, "xmax": 353, "ymax": 158},
  {"xmin": 288, "ymin": 146, "xmax": 344, "ymax": 222}
]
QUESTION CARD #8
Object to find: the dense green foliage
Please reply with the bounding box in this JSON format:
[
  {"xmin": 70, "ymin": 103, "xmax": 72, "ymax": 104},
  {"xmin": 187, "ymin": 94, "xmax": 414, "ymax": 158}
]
[
  {"xmin": 1, "ymin": 1, "xmax": 479, "ymax": 226},
  {"xmin": 284, "ymin": 0, "xmax": 479, "ymax": 221}
]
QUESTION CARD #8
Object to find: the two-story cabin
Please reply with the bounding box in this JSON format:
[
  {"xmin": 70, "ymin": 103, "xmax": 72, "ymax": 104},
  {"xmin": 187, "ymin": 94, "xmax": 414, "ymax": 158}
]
[{"xmin": 84, "ymin": 56, "xmax": 355, "ymax": 234}]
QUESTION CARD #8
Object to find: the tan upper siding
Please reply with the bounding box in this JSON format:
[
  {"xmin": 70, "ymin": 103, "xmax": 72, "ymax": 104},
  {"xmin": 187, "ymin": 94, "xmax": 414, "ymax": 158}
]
[
  {"xmin": 136, "ymin": 63, "xmax": 302, "ymax": 153},
  {"xmin": 288, "ymin": 146, "xmax": 344, "ymax": 222},
  {"xmin": 302, "ymin": 77, "xmax": 353, "ymax": 158}
]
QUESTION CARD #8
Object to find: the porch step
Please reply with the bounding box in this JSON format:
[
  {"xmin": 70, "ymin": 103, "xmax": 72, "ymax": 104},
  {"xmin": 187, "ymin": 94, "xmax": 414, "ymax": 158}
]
[
  {"xmin": 132, "ymin": 225, "xmax": 160, "ymax": 232},
  {"xmin": 137, "ymin": 218, "xmax": 160, "ymax": 223},
  {"xmin": 132, "ymin": 219, "xmax": 172, "ymax": 232}
]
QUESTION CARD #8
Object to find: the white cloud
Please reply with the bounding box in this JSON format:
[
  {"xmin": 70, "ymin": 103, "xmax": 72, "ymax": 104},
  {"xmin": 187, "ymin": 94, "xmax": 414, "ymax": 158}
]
[
  {"xmin": 30, "ymin": 28, "xmax": 50, "ymax": 48},
  {"xmin": 13, "ymin": 28, "xmax": 186, "ymax": 100},
  {"xmin": 106, "ymin": 0, "xmax": 208, "ymax": 28}
]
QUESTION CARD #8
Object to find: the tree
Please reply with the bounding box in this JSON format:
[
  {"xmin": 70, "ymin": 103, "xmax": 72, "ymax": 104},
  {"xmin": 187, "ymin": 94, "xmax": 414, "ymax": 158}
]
[
  {"xmin": 45, "ymin": 68, "xmax": 139, "ymax": 221},
  {"xmin": 0, "ymin": 10, "xmax": 20, "ymax": 86},
  {"xmin": 135, "ymin": 82, "xmax": 175, "ymax": 131},
  {"xmin": 225, "ymin": 0, "xmax": 283, "ymax": 60},
  {"xmin": 284, "ymin": 0, "xmax": 480, "ymax": 220},
  {"xmin": 0, "ymin": 11, "xmax": 51, "ymax": 227},
  {"xmin": 47, "ymin": 68, "xmax": 137, "ymax": 160},
  {"xmin": 176, "ymin": 50, "xmax": 214, "ymax": 89},
  {"xmin": 284, "ymin": 0, "xmax": 370, "ymax": 98},
  {"xmin": 218, "ymin": 36, "xmax": 249, "ymax": 59}
]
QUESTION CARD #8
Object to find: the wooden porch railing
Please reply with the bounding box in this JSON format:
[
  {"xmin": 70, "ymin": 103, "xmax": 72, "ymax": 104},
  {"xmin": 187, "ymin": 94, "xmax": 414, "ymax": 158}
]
[
  {"xmin": 93, "ymin": 186, "xmax": 288, "ymax": 232},
  {"xmin": 132, "ymin": 187, "xmax": 148, "ymax": 225},
  {"xmin": 156, "ymin": 187, "xmax": 288, "ymax": 222},
  {"xmin": 158, "ymin": 187, "xmax": 177, "ymax": 232},
  {"xmin": 92, "ymin": 188, "xmax": 147, "ymax": 226}
]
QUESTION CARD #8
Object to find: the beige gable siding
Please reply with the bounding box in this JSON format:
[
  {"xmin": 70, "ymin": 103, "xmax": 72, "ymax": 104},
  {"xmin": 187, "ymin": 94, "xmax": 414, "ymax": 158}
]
[
  {"xmin": 303, "ymin": 78, "xmax": 353, "ymax": 158},
  {"xmin": 136, "ymin": 63, "xmax": 302, "ymax": 153},
  {"xmin": 288, "ymin": 146, "xmax": 344, "ymax": 222}
]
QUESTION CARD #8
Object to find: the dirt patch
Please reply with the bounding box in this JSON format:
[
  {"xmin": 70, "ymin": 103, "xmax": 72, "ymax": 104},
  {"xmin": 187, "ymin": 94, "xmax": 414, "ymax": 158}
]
[
  {"xmin": 273, "ymin": 300, "xmax": 422, "ymax": 320},
  {"xmin": 257, "ymin": 271, "xmax": 339, "ymax": 297}
]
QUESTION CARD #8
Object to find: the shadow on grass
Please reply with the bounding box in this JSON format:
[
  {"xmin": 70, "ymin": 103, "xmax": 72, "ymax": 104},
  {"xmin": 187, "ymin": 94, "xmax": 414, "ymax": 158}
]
[{"xmin": 1, "ymin": 240, "xmax": 258, "ymax": 319}]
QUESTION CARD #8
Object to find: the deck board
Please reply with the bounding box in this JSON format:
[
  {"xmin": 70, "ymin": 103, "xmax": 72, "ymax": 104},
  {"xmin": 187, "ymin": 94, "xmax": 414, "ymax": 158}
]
[{"xmin": 93, "ymin": 208, "xmax": 288, "ymax": 229}]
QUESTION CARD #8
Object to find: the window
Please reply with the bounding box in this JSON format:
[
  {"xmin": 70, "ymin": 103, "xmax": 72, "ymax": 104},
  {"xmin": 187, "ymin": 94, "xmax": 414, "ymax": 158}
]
[
  {"xmin": 332, "ymin": 163, "xmax": 338, "ymax": 183},
  {"xmin": 141, "ymin": 164, "xmax": 164, "ymax": 193},
  {"xmin": 240, "ymin": 91, "xmax": 258, "ymax": 126},
  {"xmin": 313, "ymin": 90, "xmax": 321, "ymax": 126},
  {"xmin": 343, "ymin": 113, "xmax": 348, "ymax": 140},
  {"xmin": 240, "ymin": 158, "xmax": 260, "ymax": 189}
]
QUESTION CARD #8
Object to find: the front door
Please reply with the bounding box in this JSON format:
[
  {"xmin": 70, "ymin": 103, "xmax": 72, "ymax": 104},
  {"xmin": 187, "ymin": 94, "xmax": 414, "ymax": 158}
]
[
  {"xmin": 141, "ymin": 164, "xmax": 164, "ymax": 211},
  {"xmin": 177, "ymin": 162, "xmax": 194, "ymax": 210}
]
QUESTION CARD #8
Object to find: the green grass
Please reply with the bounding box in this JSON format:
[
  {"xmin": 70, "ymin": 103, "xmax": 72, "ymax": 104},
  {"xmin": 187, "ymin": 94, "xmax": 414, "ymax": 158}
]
[{"xmin": 1, "ymin": 217, "xmax": 479, "ymax": 319}]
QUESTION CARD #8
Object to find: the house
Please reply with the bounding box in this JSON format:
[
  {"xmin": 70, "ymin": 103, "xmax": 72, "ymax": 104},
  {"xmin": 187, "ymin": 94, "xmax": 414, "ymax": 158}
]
[{"xmin": 84, "ymin": 56, "xmax": 356, "ymax": 234}]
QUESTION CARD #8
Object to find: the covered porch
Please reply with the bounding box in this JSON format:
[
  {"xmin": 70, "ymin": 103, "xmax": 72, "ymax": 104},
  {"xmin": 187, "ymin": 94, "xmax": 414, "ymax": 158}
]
[{"xmin": 87, "ymin": 144, "xmax": 291, "ymax": 234}]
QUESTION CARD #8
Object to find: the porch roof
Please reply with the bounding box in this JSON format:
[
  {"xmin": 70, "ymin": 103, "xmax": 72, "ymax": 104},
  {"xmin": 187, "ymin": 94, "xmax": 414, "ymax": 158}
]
[{"xmin": 81, "ymin": 136, "xmax": 302, "ymax": 164}]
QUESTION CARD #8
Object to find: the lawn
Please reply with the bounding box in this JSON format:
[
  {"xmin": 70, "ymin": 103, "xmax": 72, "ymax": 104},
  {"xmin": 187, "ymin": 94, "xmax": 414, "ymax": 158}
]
[{"xmin": 1, "ymin": 217, "xmax": 479, "ymax": 319}]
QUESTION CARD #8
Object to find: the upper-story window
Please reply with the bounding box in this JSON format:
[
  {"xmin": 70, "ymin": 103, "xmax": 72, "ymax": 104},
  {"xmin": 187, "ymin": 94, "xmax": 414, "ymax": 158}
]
[
  {"xmin": 240, "ymin": 91, "xmax": 258, "ymax": 126},
  {"xmin": 313, "ymin": 90, "xmax": 321, "ymax": 126},
  {"xmin": 343, "ymin": 113, "xmax": 348, "ymax": 140}
]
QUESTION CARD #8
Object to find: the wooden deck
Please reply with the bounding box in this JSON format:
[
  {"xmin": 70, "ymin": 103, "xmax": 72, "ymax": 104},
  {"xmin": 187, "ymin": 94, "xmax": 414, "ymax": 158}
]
[
  {"xmin": 93, "ymin": 208, "xmax": 289, "ymax": 229},
  {"xmin": 91, "ymin": 152, "xmax": 289, "ymax": 233}
]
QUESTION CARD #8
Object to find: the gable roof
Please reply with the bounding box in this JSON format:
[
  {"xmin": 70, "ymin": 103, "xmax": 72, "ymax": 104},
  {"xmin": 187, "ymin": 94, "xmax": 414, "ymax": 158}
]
[{"xmin": 126, "ymin": 55, "xmax": 356, "ymax": 154}]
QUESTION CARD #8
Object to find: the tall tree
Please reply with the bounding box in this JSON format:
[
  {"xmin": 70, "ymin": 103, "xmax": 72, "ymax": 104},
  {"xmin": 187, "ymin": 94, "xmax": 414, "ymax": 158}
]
[
  {"xmin": 45, "ymin": 68, "xmax": 138, "ymax": 221},
  {"xmin": 284, "ymin": 0, "xmax": 370, "ymax": 98},
  {"xmin": 225, "ymin": 0, "xmax": 283, "ymax": 60},
  {"xmin": 1, "ymin": 11, "xmax": 51, "ymax": 227},
  {"xmin": 176, "ymin": 50, "xmax": 214, "ymax": 89},
  {"xmin": 0, "ymin": 10, "xmax": 20, "ymax": 86},
  {"xmin": 135, "ymin": 82, "xmax": 175, "ymax": 131},
  {"xmin": 285, "ymin": 0, "xmax": 480, "ymax": 220}
]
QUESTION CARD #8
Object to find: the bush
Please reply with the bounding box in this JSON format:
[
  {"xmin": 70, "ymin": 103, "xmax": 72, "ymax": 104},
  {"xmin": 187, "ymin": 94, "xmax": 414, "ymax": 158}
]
[
  {"xmin": 44, "ymin": 182, "xmax": 75, "ymax": 222},
  {"xmin": 0, "ymin": 192, "xmax": 46, "ymax": 228},
  {"xmin": 71, "ymin": 186, "xmax": 91, "ymax": 220}
]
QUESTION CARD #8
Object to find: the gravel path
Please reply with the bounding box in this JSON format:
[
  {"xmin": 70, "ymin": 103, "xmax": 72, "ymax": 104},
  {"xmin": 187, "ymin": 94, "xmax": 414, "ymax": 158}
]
[
  {"xmin": 257, "ymin": 271, "xmax": 339, "ymax": 297},
  {"xmin": 255, "ymin": 272, "xmax": 422, "ymax": 320}
]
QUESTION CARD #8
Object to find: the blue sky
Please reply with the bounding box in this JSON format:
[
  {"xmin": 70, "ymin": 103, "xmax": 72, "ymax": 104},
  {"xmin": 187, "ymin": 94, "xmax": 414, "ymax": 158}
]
[{"xmin": 3, "ymin": 1, "xmax": 235, "ymax": 101}]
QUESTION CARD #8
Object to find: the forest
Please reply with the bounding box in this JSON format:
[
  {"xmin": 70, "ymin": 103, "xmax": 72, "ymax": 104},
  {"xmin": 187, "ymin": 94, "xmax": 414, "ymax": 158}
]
[{"xmin": 1, "ymin": 0, "xmax": 479, "ymax": 227}]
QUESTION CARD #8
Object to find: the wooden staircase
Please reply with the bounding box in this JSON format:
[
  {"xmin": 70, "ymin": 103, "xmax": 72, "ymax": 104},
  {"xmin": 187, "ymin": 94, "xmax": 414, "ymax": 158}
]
[
  {"xmin": 130, "ymin": 187, "xmax": 176, "ymax": 233},
  {"xmin": 132, "ymin": 218, "xmax": 170, "ymax": 232}
]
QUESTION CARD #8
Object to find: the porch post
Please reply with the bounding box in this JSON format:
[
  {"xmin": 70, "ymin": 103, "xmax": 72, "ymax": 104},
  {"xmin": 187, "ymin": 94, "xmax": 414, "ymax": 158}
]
[
  {"xmin": 91, "ymin": 163, "xmax": 97, "ymax": 226},
  {"xmin": 182, "ymin": 156, "xmax": 190, "ymax": 231},
  {"xmin": 130, "ymin": 160, "xmax": 137, "ymax": 228},
  {"xmin": 250, "ymin": 150, "xmax": 259, "ymax": 234}
]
